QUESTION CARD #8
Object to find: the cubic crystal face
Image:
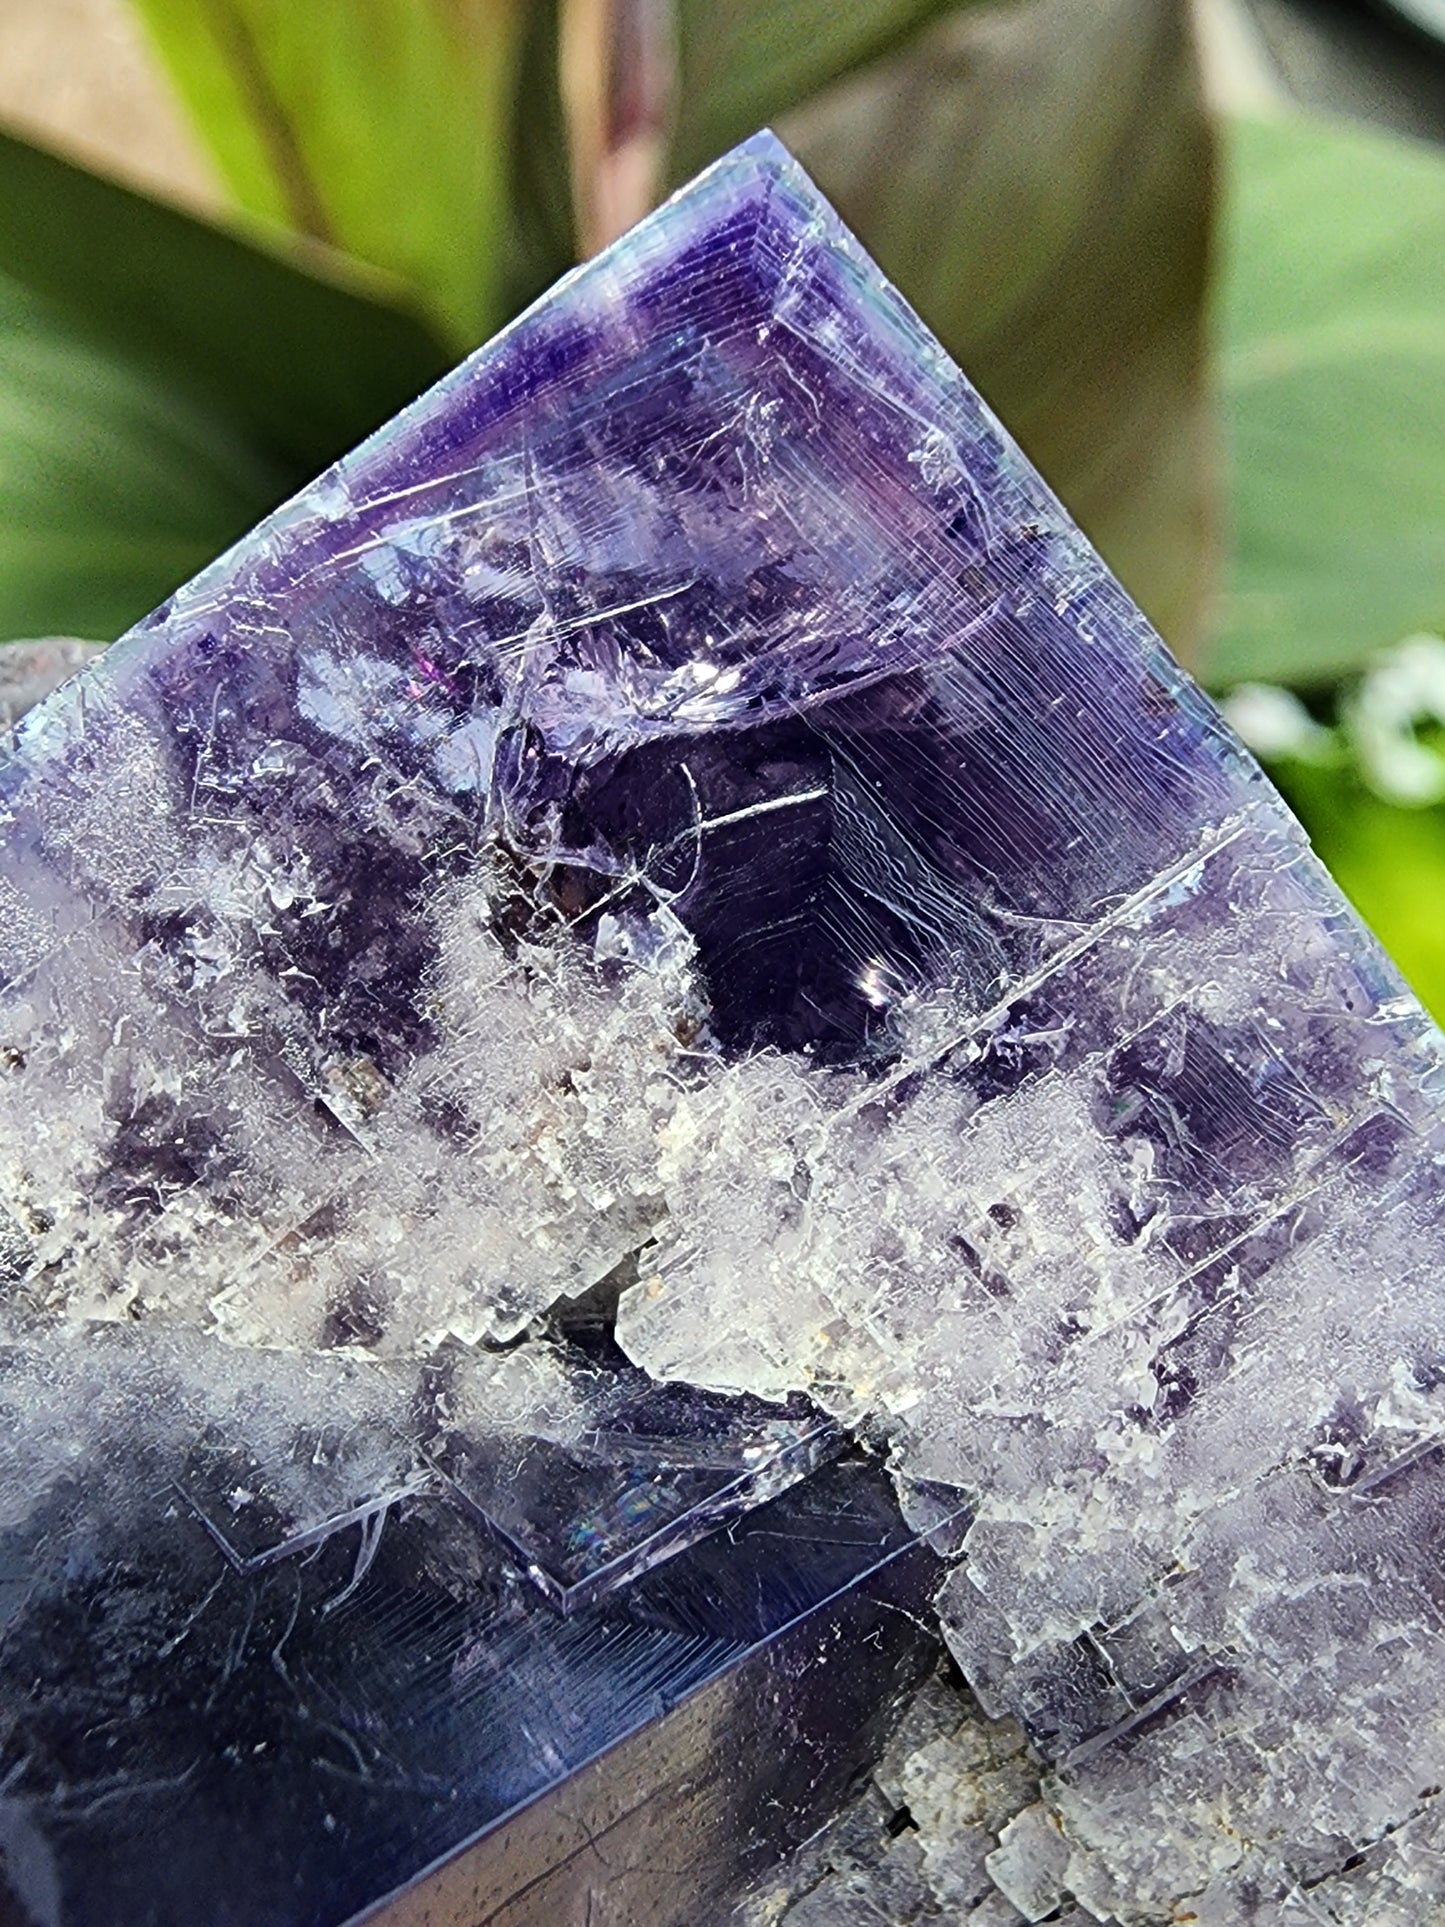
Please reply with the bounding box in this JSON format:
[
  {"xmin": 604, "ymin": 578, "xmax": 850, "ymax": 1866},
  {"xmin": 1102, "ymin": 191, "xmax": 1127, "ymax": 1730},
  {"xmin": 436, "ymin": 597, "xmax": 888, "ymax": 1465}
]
[
  {"xmin": 0, "ymin": 1318, "xmax": 939, "ymax": 1927},
  {"xmin": 1, "ymin": 132, "xmax": 1443, "ymax": 1924}
]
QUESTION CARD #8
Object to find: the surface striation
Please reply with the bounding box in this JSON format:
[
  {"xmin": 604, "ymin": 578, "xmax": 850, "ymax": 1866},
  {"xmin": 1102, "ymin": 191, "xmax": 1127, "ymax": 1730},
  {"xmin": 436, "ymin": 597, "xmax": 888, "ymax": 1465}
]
[{"xmin": 0, "ymin": 132, "xmax": 1443, "ymax": 1921}]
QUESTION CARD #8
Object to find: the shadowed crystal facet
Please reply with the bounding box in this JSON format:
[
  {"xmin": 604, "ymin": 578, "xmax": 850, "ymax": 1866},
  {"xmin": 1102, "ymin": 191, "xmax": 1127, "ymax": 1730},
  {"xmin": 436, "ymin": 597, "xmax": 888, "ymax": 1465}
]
[{"xmin": 1, "ymin": 132, "xmax": 1444, "ymax": 1924}]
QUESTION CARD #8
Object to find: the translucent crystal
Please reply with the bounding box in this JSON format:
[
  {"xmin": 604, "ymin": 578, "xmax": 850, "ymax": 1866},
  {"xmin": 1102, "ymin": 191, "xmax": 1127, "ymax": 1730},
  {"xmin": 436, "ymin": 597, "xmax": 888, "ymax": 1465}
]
[
  {"xmin": 424, "ymin": 1328, "xmax": 841, "ymax": 1611},
  {"xmin": 0, "ymin": 1319, "xmax": 938, "ymax": 1926},
  {"xmin": 1, "ymin": 130, "xmax": 1443, "ymax": 1922}
]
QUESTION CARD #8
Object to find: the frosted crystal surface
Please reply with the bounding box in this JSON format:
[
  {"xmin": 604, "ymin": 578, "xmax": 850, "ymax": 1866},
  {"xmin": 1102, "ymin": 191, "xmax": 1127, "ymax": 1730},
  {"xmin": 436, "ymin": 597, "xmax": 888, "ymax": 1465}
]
[{"xmin": 1, "ymin": 131, "xmax": 1444, "ymax": 1919}]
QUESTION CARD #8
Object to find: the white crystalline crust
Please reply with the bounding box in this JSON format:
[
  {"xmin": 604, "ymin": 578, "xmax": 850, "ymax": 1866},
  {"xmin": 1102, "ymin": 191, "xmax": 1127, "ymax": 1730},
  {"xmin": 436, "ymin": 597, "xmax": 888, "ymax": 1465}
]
[
  {"xmin": 0, "ymin": 851, "xmax": 699, "ymax": 1353},
  {"xmin": 735, "ymin": 1668, "xmax": 1445, "ymax": 1926},
  {"xmin": 5, "ymin": 766, "xmax": 1445, "ymax": 1920},
  {"xmin": 727, "ymin": 1674, "xmax": 1051, "ymax": 1926},
  {"xmin": 0, "ymin": 1316, "xmax": 419, "ymax": 1553},
  {"xmin": 8, "ymin": 790, "xmax": 1445, "ymax": 1921},
  {"xmin": 619, "ymin": 819, "xmax": 1445, "ymax": 1923},
  {"xmin": 0, "ymin": 136, "xmax": 1442, "ymax": 1924}
]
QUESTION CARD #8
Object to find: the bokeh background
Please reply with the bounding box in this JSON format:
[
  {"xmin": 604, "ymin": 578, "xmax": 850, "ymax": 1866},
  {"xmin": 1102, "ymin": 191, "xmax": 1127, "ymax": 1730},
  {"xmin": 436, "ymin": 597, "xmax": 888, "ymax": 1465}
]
[{"xmin": 0, "ymin": 0, "xmax": 1441, "ymax": 1011}]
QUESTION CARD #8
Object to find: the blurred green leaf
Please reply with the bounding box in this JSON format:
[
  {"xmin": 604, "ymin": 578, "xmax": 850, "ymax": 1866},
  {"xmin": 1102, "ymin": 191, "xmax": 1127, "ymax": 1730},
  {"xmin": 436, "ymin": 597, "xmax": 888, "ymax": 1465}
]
[
  {"xmin": 668, "ymin": 0, "xmax": 970, "ymax": 181},
  {"xmin": 0, "ymin": 270, "xmax": 286, "ymax": 642},
  {"xmin": 0, "ymin": 128, "xmax": 450, "ymax": 477},
  {"xmin": 0, "ymin": 125, "xmax": 453, "ymax": 643},
  {"xmin": 1273, "ymin": 757, "xmax": 1445, "ymax": 1022},
  {"xmin": 130, "ymin": 0, "xmax": 527, "ymax": 351},
  {"xmin": 1211, "ymin": 112, "xmax": 1445, "ymax": 688},
  {"xmin": 503, "ymin": 0, "xmax": 579, "ymax": 314},
  {"xmin": 773, "ymin": 0, "xmax": 1218, "ymax": 654}
]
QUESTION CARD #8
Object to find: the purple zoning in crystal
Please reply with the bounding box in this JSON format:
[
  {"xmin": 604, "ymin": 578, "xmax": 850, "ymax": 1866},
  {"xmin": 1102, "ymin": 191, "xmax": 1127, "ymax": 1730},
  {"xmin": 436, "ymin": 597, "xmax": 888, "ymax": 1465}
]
[
  {"xmin": 0, "ymin": 131, "xmax": 1443, "ymax": 1922},
  {"xmin": 0, "ymin": 1322, "xmax": 937, "ymax": 1927}
]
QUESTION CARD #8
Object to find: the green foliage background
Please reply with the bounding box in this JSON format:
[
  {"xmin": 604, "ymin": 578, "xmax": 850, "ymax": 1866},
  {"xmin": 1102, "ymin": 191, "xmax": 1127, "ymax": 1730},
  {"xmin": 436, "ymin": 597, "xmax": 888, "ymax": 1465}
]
[{"xmin": 0, "ymin": 0, "xmax": 1442, "ymax": 1013}]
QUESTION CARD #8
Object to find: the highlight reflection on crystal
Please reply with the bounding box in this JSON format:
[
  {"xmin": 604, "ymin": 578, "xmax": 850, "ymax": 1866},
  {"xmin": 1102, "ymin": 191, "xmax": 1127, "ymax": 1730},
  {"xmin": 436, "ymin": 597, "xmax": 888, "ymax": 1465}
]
[
  {"xmin": 1, "ymin": 131, "xmax": 1443, "ymax": 1924},
  {"xmin": 0, "ymin": 1323, "xmax": 938, "ymax": 1927}
]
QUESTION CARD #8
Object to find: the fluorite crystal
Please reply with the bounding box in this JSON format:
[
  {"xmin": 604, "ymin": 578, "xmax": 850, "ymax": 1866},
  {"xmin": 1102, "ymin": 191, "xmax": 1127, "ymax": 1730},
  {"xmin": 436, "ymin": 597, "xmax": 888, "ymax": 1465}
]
[
  {"xmin": 2, "ymin": 131, "xmax": 1444, "ymax": 1924},
  {"xmin": 1, "ymin": 1317, "xmax": 938, "ymax": 1926}
]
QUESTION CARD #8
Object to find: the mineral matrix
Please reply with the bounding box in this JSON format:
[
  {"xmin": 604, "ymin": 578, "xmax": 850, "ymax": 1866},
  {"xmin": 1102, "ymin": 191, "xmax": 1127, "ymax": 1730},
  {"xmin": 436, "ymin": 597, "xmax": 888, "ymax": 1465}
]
[{"xmin": 0, "ymin": 131, "xmax": 1442, "ymax": 1923}]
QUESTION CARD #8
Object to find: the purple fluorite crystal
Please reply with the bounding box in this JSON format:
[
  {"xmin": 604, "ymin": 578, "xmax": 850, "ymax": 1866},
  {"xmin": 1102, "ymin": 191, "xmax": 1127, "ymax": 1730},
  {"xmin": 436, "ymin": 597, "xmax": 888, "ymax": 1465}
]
[{"xmin": 1, "ymin": 132, "xmax": 1443, "ymax": 1922}]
